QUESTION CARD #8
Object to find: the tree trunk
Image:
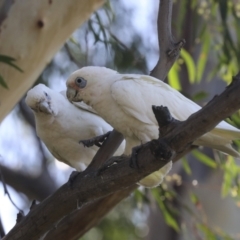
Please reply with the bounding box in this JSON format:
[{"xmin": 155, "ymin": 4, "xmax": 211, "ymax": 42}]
[{"xmin": 0, "ymin": 0, "xmax": 104, "ymax": 121}]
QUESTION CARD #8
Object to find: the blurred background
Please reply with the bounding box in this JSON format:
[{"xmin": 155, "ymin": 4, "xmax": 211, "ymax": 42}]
[{"xmin": 1, "ymin": 0, "xmax": 240, "ymax": 239}]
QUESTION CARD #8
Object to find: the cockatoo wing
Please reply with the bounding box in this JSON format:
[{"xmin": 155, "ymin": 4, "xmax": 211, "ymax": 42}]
[
  {"xmin": 111, "ymin": 75, "xmax": 201, "ymax": 124},
  {"xmin": 211, "ymin": 121, "xmax": 240, "ymax": 140},
  {"xmin": 111, "ymin": 75, "xmax": 240, "ymax": 139}
]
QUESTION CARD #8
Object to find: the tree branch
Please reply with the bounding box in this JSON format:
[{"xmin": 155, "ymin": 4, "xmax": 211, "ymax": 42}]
[
  {"xmin": 4, "ymin": 73, "xmax": 240, "ymax": 240},
  {"xmin": 0, "ymin": 164, "xmax": 58, "ymax": 201},
  {"xmin": 87, "ymin": 130, "xmax": 124, "ymax": 171},
  {"xmin": 44, "ymin": 185, "xmax": 137, "ymax": 240},
  {"xmin": 64, "ymin": 43, "xmax": 82, "ymax": 68},
  {"xmin": 150, "ymin": 0, "xmax": 185, "ymax": 80}
]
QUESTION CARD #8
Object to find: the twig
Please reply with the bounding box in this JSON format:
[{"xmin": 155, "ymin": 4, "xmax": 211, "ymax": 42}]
[
  {"xmin": 0, "ymin": 164, "xmax": 23, "ymax": 214},
  {"xmin": 64, "ymin": 43, "xmax": 82, "ymax": 68},
  {"xmin": 150, "ymin": 0, "xmax": 185, "ymax": 80},
  {"xmin": 84, "ymin": 28, "xmax": 89, "ymax": 65},
  {"xmin": 0, "ymin": 217, "xmax": 5, "ymax": 239},
  {"xmin": 19, "ymin": 98, "xmax": 48, "ymax": 167},
  {"xmin": 0, "ymin": 164, "xmax": 57, "ymax": 201}
]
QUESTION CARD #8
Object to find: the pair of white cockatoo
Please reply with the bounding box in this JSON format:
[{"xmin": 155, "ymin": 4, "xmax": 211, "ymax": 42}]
[{"xmin": 26, "ymin": 66, "xmax": 240, "ymax": 188}]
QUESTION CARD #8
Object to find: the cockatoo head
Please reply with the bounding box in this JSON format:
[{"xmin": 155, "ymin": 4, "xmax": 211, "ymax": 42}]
[
  {"xmin": 25, "ymin": 84, "xmax": 57, "ymax": 115},
  {"xmin": 66, "ymin": 66, "xmax": 117, "ymax": 105}
]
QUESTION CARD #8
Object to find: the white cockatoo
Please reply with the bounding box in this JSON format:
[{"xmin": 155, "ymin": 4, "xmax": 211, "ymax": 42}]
[
  {"xmin": 25, "ymin": 83, "xmax": 125, "ymax": 171},
  {"xmin": 66, "ymin": 66, "xmax": 240, "ymax": 188}
]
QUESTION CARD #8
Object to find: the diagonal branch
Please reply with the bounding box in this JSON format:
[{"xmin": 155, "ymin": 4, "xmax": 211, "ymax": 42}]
[
  {"xmin": 4, "ymin": 73, "xmax": 240, "ymax": 240},
  {"xmin": 0, "ymin": 165, "xmax": 23, "ymax": 213},
  {"xmin": 86, "ymin": 130, "xmax": 124, "ymax": 171},
  {"xmin": 0, "ymin": 164, "xmax": 58, "ymax": 201},
  {"xmin": 44, "ymin": 185, "xmax": 137, "ymax": 240}
]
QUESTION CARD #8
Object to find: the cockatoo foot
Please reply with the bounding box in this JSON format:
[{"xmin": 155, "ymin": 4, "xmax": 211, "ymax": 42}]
[
  {"xmin": 98, "ymin": 157, "xmax": 123, "ymax": 173},
  {"xmin": 68, "ymin": 170, "xmax": 80, "ymax": 187},
  {"xmin": 80, "ymin": 131, "xmax": 111, "ymax": 148},
  {"xmin": 129, "ymin": 145, "xmax": 142, "ymax": 169}
]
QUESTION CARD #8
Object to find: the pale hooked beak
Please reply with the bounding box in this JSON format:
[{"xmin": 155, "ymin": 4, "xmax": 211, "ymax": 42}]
[
  {"xmin": 66, "ymin": 87, "xmax": 81, "ymax": 102},
  {"xmin": 38, "ymin": 100, "xmax": 52, "ymax": 114}
]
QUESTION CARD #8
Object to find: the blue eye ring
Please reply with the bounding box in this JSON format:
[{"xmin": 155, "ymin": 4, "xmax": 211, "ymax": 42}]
[{"xmin": 75, "ymin": 77, "xmax": 87, "ymax": 88}]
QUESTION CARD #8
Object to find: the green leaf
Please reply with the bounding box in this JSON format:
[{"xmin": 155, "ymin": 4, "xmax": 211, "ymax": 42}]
[
  {"xmin": 219, "ymin": 0, "xmax": 228, "ymax": 23},
  {"xmin": 180, "ymin": 48, "xmax": 196, "ymax": 83},
  {"xmin": 69, "ymin": 36, "xmax": 80, "ymax": 46},
  {"xmin": 168, "ymin": 62, "xmax": 181, "ymax": 90},
  {"xmin": 231, "ymin": 113, "xmax": 240, "ymax": 126},
  {"xmin": 197, "ymin": 223, "xmax": 217, "ymax": 240},
  {"xmin": 192, "ymin": 150, "xmax": 217, "ymax": 168},
  {"xmin": 221, "ymin": 157, "xmax": 240, "ymax": 197},
  {"xmin": 181, "ymin": 157, "xmax": 192, "ymax": 175},
  {"xmin": 192, "ymin": 91, "xmax": 208, "ymax": 102},
  {"xmin": 189, "ymin": 192, "xmax": 199, "ymax": 205},
  {"xmin": 0, "ymin": 55, "xmax": 16, "ymax": 62},
  {"xmin": 152, "ymin": 189, "xmax": 180, "ymax": 231},
  {"xmin": 0, "ymin": 54, "xmax": 23, "ymax": 72},
  {"xmin": 196, "ymin": 32, "xmax": 210, "ymax": 82},
  {"xmin": 103, "ymin": 0, "xmax": 114, "ymax": 22},
  {"xmin": 0, "ymin": 74, "xmax": 8, "ymax": 89},
  {"xmin": 3, "ymin": 61, "xmax": 23, "ymax": 72}
]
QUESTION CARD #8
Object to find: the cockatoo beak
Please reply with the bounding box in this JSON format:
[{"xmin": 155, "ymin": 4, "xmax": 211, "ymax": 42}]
[
  {"xmin": 66, "ymin": 87, "xmax": 81, "ymax": 102},
  {"xmin": 38, "ymin": 100, "xmax": 52, "ymax": 114}
]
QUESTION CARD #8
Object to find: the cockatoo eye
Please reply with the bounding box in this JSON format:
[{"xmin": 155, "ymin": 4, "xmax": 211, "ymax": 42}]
[
  {"xmin": 44, "ymin": 91, "xmax": 51, "ymax": 101},
  {"xmin": 75, "ymin": 77, "xmax": 87, "ymax": 88}
]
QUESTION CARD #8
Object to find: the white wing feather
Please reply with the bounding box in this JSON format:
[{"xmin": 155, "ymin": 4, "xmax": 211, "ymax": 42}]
[{"xmin": 111, "ymin": 75, "xmax": 240, "ymax": 140}]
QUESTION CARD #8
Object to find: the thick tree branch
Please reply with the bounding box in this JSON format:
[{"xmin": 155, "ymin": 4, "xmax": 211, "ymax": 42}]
[
  {"xmin": 44, "ymin": 185, "xmax": 137, "ymax": 240},
  {"xmin": 4, "ymin": 73, "xmax": 240, "ymax": 240},
  {"xmin": 151, "ymin": 0, "xmax": 185, "ymax": 80}
]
